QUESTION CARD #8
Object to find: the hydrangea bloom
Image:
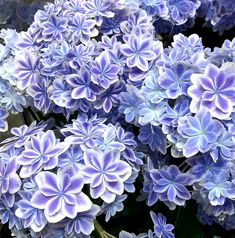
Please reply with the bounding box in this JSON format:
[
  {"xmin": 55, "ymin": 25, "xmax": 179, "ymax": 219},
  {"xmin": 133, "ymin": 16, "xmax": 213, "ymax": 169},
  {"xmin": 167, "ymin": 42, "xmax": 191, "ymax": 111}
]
[
  {"xmin": 0, "ymin": 158, "xmax": 21, "ymax": 196},
  {"xmin": 121, "ymin": 33, "xmax": 157, "ymax": 72},
  {"xmin": 0, "ymin": 108, "xmax": 8, "ymax": 132},
  {"xmin": 138, "ymin": 124, "xmax": 167, "ymax": 154},
  {"xmin": 17, "ymin": 130, "xmax": 69, "ymax": 178},
  {"xmin": 201, "ymin": 171, "xmax": 235, "ymax": 206},
  {"xmin": 168, "ymin": 0, "xmax": 201, "ymax": 25},
  {"xmin": 90, "ymin": 53, "xmax": 120, "ymax": 89},
  {"xmin": 188, "ymin": 63, "xmax": 235, "ymax": 120},
  {"xmin": 31, "ymin": 168, "xmax": 92, "ymax": 223},
  {"xmin": 14, "ymin": 51, "xmax": 41, "ymax": 90},
  {"xmin": 0, "ymin": 0, "xmax": 235, "ymax": 236},
  {"xmin": 158, "ymin": 63, "xmax": 193, "ymax": 99},
  {"xmin": 150, "ymin": 165, "xmax": 193, "ymax": 206},
  {"xmin": 69, "ymin": 12, "xmax": 97, "ymax": 44},
  {"xmin": 82, "ymin": 149, "xmax": 131, "ymax": 203},
  {"xmin": 150, "ymin": 211, "xmax": 175, "ymax": 238},
  {"xmin": 177, "ymin": 111, "xmax": 224, "ymax": 157},
  {"xmin": 100, "ymin": 194, "xmax": 127, "ymax": 222},
  {"xmin": 15, "ymin": 191, "xmax": 47, "ymax": 232},
  {"xmin": 65, "ymin": 205, "xmax": 100, "ymax": 236}
]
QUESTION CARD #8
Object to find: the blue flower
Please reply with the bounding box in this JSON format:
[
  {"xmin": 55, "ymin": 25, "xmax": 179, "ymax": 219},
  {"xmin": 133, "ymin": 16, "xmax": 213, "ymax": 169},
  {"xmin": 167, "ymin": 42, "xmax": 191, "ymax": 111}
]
[
  {"xmin": 0, "ymin": 108, "xmax": 8, "ymax": 132},
  {"xmin": 82, "ymin": 0, "xmax": 115, "ymax": 26},
  {"xmin": 158, "ymin": 63, "xmax": 193, "ymax": 99},
  {"xmin": 31, "ymin": 168, "xmax": 92, "ymax": 223},
  {"xmin": 63, "ymin": 0, "xmax": 85, "ymax": 16},
  {"xmin": 0, "ymin": 121, "xmax": 46, "ymax": 152},
  {"xmin": 82, "ymin": 149, "xmax": 131, "ymax": 203},
  {"xmin": 168, "ymin": 0, "xmax": 200, "ymax": 25},
  {"xmin": 66, "ymin": 66, "xmax": 100, "ymax": 102},
  {"xmin": 0, "ymin": 87, "xmax": 26, "ymax": 113},
  {"xmin": 171, "ymin": 33, "xmax": 203, "ymax": 56},
  {"xmin": 69, "ymin": 13, "xmax": 98, "ymax": 44},
  {"xmin": 15, "ymin": 51, "xmax": 41, "ymax": 90},
  {"xmin": 0, "ymin": 158, "xmax": 21, "ymax": 195},
  {"xmin": 65, "ymin": 205, "xmax": 100, "ymax": 236},
  {"xmin": 100, "ymin": 194, "xmax": 127, "ymax": 222},
  {"xmin": 177, "ymin": 111, "xmax": 224, "ymax": 157},
  {"xmin": 94, "ymin": 81, "xmax": 124, "ymax": 113},
  {"xmin": 150, "ymin": 165, "xmax": 193, "ymax": 206},
  {"xmin": 27, "ymin": 77, "xmax": 51, "ymax": 113},
  {"xmin": 41, "ymin": 16, "xmax": 68, "ymax": 42},
  {"xmin": 49, "ymin": 76, "xmax": 77, "ymax": 109},
  {"xmin": 210, "ymin": 131, "xmax": 235, "ymax": 161},
  {"xmin": 138, "ymin": 124, "xmax": 167, "ymax": 154},
  {"xmin": 141, "ymin": 68, "xmax": 166, "ymax": 104},
  {"xmin": 69, "ymin": 42, "xmax": 95, "ymax": 69},
  {"xmin": 140, "ymin": 0, "xmax": 169, "ymax": 18},
  {"xmin": 99, "ymin": 10, "xmax": 127, "ymax": 35},
  {"xmin": 0, "ymin": 198, "xmax": 22, "ymax": 230},
  {"xmin": 62, "ymin": 116, "xmax": 105, "ymax": 150},
  {"xmin": 90, "ymin": 53, "xmax": 120, "ymax": 89},
  {"xmin": 142, "ymin": 158, "xmax": 159, "ymax": 206},
  {"xmin": 187, "ymin": 153, "xmax": 228, "ymax": 181},
  {"xmin": 17, "ymin": 130, "xmax": 69, "ymax": 178},
  {"xmin": 121, "ymin": 33, "xmax": 156, "ymax": 71},
  {"xmin": 138, "ymin": 101, "xmax": 166, "ymax": 126},
  {"xmin": 57, "ymin": 145, "xmax": 84, "ymax": 171},
  {"xmin": 96, "ymin": 126, "xmax": 125, "ymax": 152},
  {"xmin": 119, "ymin": 87, "xmax": 143, "ymax": 123},
  {"xmin": 188, "ymin": 63, "xmax": 235, "ymax": 120},
  {"xmin": 202, "ymin": 171, "xmax": 235, "ymax": 206},
  {"xmin": 150, "ymin": 211, "xmax": 175, "ymax": 238},
  {"xmin": 15, "ymin": 191, "xmax": 47, "ymax": 232},
  {"xmin": 160, "ymin": 97, "xmax": 190, "ymax": 128}
]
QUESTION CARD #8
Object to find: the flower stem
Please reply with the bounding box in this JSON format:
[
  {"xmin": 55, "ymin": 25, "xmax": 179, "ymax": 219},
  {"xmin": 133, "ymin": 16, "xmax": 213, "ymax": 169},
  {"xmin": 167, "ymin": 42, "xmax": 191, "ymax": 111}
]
[{"xmin": 94, "ymin": 220, "xmax": 117, "ymax": 238}]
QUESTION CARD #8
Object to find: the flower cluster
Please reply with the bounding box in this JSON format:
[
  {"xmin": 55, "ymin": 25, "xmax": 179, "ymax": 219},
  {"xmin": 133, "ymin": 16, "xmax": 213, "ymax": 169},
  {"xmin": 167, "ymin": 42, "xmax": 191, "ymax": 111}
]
[{"xmin": 0, "ymin": 0, "xmax": 235, "ymax": 237}]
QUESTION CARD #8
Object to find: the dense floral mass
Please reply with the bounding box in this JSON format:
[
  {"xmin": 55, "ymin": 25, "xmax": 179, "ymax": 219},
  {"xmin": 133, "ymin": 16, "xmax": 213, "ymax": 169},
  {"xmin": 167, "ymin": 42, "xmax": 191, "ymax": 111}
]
[{"xmin": 0, "ymin": 0, "xmax": 235, "ymax": 237}]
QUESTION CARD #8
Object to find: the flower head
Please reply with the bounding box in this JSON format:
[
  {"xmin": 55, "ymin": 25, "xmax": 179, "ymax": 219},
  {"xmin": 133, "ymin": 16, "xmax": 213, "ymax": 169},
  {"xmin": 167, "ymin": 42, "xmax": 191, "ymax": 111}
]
[
  {"xmin": 188, "ymin": 63, "xmax": 235, "ymax": 120},
  {"xmin": 31, "ymin": 168, "xmax": 92, "ymax": 223},
  {"xmin": 82, "ymin": 149, "xmax": 131, "ymax": 203},
  {"xmin": 150, "ymin": 211, "xmax": 175, "ymax": 238}
]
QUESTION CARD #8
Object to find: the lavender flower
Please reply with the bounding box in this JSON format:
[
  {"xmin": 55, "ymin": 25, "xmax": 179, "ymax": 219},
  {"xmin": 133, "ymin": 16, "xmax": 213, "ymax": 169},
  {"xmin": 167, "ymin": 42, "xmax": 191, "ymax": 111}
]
[
  {"xmin": 150, "ymin": 165, "xmax": 193, "ymax": 206},
  {"xmin": 65, "ymin": 205, "xmax": 100, "ymax": 236},
  {"xmin": 90, "ymin": 52, "xmax": 120, "ymax": 89},
  {"xmin": 31, "ymin": 168, "xmax": 92, "ymax": 223},
  {"xmin": 82, "ymin": 0, "xmax": 115, "ymax": 26},
  {"xmin": 138, "ymin": 124, "xmax": 167, "ymax": 154},
  {"xmin": 57, "ymin": 145, "xmax": 84, "ymax": 171},
  {"xmin": 150, "ymin": 211, "xmax": 175, "ymax": 238},
  {"xmin": 15, "ymin": 51, "xmax": 41, "ymax": 90},
  {"xmin": 15, "ymin": 191, "xmax": 47, "ymax": 232},
  {"xmin": 0, "ymin": 108, "xmax": 8, "ymax": 132},
  {"xmin": 41, "ymin": 16, "xmax": 68, "ymax": 42},
  {"xmin": 177, "ymin": 111, "xmax": 224, "ymax": 157},
  {"xmin": 82, "ymin": 149, "xmax": 131, "ymax": 203},
  {"xmin": 121, "ymin": 33, "xmax": 156, "ymax": 71},
  {"xmin": 201, "ymin": 171, "xmax": 235, "ymax": 206},
  {"xmin": 17, "ymin": 130, "xmax": 69, "ymax": 178},
  {"xmin": 0, "ymin": 158, "xmax": 21, "ymax": 195},
  {"xmin": 158, "ymin": 63, "xmax": 193, "ymax": 99},
  {"xmin": 188, "ymin": 63, "xmax": 235, "ymax": 120},
  {"xmin": 66, "ymin": 66, "xmax": 100, "ymax": 101},
  {"xmin": 100, "ymin": 194, "xmax": 127, "ymax": 222},
  {"xmin": 69, "ymin": 13, "xmax": 98, "ymax": 44}
]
